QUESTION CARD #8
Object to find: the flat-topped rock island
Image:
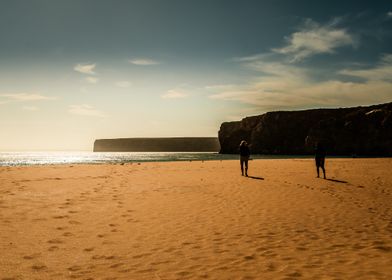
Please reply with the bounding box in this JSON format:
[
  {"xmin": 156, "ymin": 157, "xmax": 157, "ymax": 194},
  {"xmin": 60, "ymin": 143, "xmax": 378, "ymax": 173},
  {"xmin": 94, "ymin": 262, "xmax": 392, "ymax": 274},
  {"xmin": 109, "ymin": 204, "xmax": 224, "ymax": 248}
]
[{"xmin": 93, "ymin": 137, "xmax": 220, "ymax": 152}]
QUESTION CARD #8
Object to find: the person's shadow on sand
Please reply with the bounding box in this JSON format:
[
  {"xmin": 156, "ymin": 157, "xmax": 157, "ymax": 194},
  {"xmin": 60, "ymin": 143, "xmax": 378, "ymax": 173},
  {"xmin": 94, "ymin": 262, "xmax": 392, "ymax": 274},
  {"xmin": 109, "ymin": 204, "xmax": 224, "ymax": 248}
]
[
  {"xmin": 247, "ymin": 176, "xmax": 264, "ymax": 180},
  {"xmin": 325, "ymin": 178, "xmax": 348, "ymax": 184}
]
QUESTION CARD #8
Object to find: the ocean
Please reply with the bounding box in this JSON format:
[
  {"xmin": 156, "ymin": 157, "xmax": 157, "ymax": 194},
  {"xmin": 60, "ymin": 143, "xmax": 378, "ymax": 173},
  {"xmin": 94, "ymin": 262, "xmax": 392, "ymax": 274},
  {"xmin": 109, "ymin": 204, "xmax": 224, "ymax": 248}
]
[
  {"xmin": 0, "ymin": 151, "xmax": 314, "ymax": 166},
  {"xmin": 0, "ymin": 151, "xmax": 251, "ymax": 166}
]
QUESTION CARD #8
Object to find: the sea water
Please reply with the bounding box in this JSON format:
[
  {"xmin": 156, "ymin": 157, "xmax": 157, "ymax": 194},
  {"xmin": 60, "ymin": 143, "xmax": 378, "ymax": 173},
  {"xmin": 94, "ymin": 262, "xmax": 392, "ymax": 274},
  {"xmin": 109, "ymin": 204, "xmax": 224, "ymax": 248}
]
[{"xmin": 0, "ymin": 151, "xmax": 314, "ymax": 166}]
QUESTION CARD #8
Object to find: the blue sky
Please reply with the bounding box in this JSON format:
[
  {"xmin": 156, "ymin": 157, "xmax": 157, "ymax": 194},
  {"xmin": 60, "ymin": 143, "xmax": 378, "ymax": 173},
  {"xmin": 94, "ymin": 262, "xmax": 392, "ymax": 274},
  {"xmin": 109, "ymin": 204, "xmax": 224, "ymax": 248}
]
[{"xmin": 0, "ymin": 0, "xmax": 391, "ymax": 150}]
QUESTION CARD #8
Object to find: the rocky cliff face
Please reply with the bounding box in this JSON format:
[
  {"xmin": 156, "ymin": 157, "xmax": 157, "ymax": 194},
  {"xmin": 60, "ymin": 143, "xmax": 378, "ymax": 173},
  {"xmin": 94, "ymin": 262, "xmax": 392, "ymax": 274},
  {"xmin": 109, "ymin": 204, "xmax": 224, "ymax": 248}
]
[
  {"xmin": 94, "ymin": 137, "xmax": 220, "ymax": 152},
  {"xmin": 219, "ymin": 102, "xmax": 392, "ymax": 156}
]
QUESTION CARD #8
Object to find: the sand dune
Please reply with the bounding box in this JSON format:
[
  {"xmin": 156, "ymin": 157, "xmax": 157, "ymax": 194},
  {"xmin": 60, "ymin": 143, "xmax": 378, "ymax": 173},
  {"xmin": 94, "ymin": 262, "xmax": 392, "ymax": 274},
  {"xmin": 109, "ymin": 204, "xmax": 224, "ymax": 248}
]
[{"xmin": 0, "ymin": 159, "xmax": 391, "ymax": 279}]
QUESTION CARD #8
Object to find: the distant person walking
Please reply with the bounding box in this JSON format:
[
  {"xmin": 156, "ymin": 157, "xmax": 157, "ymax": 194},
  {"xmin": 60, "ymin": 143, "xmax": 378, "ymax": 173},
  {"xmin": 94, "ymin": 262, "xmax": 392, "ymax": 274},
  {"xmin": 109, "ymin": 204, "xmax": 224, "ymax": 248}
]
[
  {"xmin": 239, "ymin": 140, "xmax": 250, "ymax": 176},
  {"xmin": 315, "ymin": 142, "xmax": 326, "ymax": 179}
]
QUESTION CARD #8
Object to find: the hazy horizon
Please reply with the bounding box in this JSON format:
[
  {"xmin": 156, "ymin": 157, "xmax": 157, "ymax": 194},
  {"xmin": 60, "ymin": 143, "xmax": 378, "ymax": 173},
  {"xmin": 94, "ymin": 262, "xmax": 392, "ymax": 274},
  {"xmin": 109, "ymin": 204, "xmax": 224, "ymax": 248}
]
[{"xmin": 1, "ymin": 0, "xmax": 391, "ymax": 151}]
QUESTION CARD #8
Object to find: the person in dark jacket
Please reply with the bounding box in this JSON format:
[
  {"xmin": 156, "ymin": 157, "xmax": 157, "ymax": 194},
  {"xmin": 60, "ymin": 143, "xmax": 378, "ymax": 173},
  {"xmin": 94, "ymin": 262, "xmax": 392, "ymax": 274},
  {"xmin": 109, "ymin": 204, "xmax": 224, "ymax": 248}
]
[
  {"xmin": 239, "ymin": 140, "xmax": 250, "ymax": 176},
  {"xmin": 315, "ymin": 142, "xmax": 326, "ymax": 179}
]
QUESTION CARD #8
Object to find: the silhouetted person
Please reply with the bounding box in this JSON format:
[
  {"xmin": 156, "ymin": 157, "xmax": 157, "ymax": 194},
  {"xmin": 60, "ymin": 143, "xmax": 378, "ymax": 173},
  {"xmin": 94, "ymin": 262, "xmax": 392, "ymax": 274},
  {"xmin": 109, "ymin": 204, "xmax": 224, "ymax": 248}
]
[
  {"xmin": 315, "ymin": 142, "xmax": 326, "ymax": 179},
  {"xmin": 239, "ymin": 140, "xmax": 250, "ymax": 176}
]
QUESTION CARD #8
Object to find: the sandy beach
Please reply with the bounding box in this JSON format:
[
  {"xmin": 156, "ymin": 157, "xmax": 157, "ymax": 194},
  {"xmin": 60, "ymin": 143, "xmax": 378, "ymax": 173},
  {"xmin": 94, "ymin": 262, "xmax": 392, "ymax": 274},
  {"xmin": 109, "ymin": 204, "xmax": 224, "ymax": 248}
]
[{"xmin": 1, "ymin": 158, "xmax": 391, "ymax": 279}]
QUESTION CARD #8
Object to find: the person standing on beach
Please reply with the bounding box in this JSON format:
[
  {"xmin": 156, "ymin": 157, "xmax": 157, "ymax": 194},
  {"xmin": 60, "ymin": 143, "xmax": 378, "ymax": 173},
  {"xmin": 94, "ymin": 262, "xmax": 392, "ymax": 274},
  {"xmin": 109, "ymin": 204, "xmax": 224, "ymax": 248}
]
[
  {"xmin": 315, "ymin": 142, "xmax": 326, "ymax": 179},
  {"xmin": 239, "ymin": 140, "xmax": 250, "ymax": 176}
]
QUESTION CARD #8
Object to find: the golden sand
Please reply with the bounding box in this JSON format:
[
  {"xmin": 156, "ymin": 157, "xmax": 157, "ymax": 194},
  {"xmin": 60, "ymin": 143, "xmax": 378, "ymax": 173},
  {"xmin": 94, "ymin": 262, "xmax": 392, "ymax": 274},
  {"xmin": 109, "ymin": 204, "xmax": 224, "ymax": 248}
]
[{"xmin": 1, "ymin": 159, "xmax": 391, "ymax": 279}]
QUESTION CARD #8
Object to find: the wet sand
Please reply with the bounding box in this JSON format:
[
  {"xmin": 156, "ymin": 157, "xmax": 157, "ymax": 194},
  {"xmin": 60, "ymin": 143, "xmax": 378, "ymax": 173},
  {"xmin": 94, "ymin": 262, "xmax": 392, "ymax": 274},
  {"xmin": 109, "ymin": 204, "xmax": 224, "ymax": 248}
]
[{"xmin": 0, "ymin": 158, "xmax": 391, "ymax": 279}]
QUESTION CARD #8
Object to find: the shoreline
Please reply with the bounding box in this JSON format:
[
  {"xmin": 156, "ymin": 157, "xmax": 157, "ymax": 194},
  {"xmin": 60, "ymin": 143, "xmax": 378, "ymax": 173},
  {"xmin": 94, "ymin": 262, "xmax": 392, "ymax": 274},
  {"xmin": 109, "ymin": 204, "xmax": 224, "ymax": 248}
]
[{"xmin": 1, "ymin": 153, "xmax": 392, "ymax": 168}]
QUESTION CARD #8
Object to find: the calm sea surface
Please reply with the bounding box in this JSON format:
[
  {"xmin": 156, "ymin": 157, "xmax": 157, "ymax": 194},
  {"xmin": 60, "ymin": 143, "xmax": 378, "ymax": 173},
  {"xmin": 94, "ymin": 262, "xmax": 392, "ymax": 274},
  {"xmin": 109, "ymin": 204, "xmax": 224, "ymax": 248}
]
[{"xmin": 0, "ymin": 151, "xmax": 314, "ymax": 166}]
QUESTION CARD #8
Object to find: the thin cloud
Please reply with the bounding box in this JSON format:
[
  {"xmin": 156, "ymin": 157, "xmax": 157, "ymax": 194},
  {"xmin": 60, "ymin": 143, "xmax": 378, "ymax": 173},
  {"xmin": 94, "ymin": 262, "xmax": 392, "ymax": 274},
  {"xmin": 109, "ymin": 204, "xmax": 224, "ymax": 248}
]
[
  {"xmin": 272, "ymin": 19, "xmax": 355, "ymax": 62},
  {"xmin": 233, "ymin": 53, "xmax": 271, "ymax": 63},
  {"xmin": 161, "ymin": 89, "xmax": 188, "ymax": 99},
  {"xmin": 388, "ymin": 11, "xmax": 392, "ymax": 18},
  {"xmin": 209, "ymin": 19, "xmax": 392, "ymax": 112},
  {"xmin": 209, "ymin": 55, "xmax": 392, "ymax": 111},
  {"xmin": 85, "ymin": 77, "xmax": 99, "ymax": 84},
  {"xmin": 115, "ymin": 81, "xmax": 131, "ymax": 88},
  {"xmin": 74, "ymin": 63, "xmax": 96, "ymax": 74},
  {"xmin": 0, "ymin": 93, "xmax": 55, "ymax": 102},
  {"xmin": 340, "ymin": 54, "xmax": 392, "ymax": 81},
  {"xmin": 129, "ymin": 58, "xmax": 160, "ymax": 66},
  {"xmin": 68, "ymin": 104, "xmax": 104, "ymax": 117},
  {"xmin": 205, "ymin": 84, "xmax": 237, "ymax": 91}
]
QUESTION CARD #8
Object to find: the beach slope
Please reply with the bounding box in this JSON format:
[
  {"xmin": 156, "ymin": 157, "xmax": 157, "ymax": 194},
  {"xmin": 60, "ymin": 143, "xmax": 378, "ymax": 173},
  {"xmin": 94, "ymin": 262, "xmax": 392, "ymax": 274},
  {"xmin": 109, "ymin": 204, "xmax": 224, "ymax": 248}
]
[{"xmin": 1, "ymin": 159, "xmax": 391, "ymax": 279}]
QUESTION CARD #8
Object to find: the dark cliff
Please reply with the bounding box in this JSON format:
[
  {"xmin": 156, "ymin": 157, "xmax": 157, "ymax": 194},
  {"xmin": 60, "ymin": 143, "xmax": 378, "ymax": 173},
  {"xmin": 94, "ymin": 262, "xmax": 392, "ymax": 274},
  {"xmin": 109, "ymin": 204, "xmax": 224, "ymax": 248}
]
[
  {"xmin": 219, "ymin": 102, "xmax": 392, "ymax": 156},
  {"xmin": 94, "ymin": 137, "xmax": 220, "ymax": 152}
]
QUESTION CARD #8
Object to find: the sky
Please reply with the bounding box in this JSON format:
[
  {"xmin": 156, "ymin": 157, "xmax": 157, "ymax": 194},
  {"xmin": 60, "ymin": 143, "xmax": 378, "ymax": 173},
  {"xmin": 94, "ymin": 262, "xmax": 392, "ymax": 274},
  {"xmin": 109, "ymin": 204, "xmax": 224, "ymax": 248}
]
[{"xmin": 0, "ymin": 0, "xmax": 391, "ymax": 151}]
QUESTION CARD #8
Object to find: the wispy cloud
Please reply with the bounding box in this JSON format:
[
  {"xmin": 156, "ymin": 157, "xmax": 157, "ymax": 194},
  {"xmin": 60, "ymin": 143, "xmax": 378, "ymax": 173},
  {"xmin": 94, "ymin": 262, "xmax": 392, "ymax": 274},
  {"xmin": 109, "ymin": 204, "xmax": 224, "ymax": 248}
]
[
  {"xmin": 272, "ymin": 19, "xmax": 356, "ymax": 62},
  {"xmin": 85, "ymin": 77, "xmax": 99, "ymax": 84},
  {"xmin": 205, "ymin": 84, "xmax": 237, "ymax": 91},
  {"xmin": 115, "ymin": 81, "xmax": 131, "ymax": 88},
  {"xmin": 161, "ymin": 89, "xmax": 188, "ymax": 99},
  {"xmin": 74, "ymin": 63, "xmax": 96, "ymax": 74},
  {"xmin": 387, "ymin": 11, "xmax": 392, "ymax": 18},
  {"xmin": 207, "ymin": 18, "xmax": 392, "ymax": 114},
  {"xmin": 340, "ymin": 54, "xmax": 392, "ymax": 81},
  {"xmin": 129, "ymin": 58, "xmax": 160, "ymax": 66},
  {"xmin": 209, "ymin": 55, "xmax": 392, "ymax": 111},
  {"xmin": 68, "ymin": 104, "xmax": 104, "ymax": 117},
  {"xmin": 0, "ymin": 93, "xmax": 55, "ymax": 103}
]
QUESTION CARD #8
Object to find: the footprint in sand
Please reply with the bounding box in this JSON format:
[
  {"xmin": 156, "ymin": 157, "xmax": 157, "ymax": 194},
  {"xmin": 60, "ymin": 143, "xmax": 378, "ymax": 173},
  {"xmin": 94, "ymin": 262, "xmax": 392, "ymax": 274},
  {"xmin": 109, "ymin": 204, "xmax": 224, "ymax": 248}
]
[
  {"xmin": 265, "ymin": 262, "xmax": 277, "ymax": 272},
  {"xmin": 132, "ymin": 253, "xmax": 151, "ymax": 259},
  {"xmin": 31, "ymin": 218, "xmax": 47, "ymax": 222},
  {"xmin": 68, "ymin": 265, "xmax": 82, "ymax": 272},
  {"xmin": 108, "ymin": 224, "xmax": 118, "ymax": 232},
  {"xmin": 83, "ymin": 247, "xmax": 95, "ymax": 252},
  {"xmin": 372, "ymin": 241, "xmax": 392, "ymax": 252},
  {"xmin": 244, "ymin": 255, "xmax": 255, "ymax": 261},
  {"xmin": 92, "ymin": 255, "xmax": 117, "ymax": 260},
  {"xmin": 296, "ymin": 246, "xmax": 308, "ymax": 251},
  {"xmin": 55, "ymin": 226, "xmax": 67, "ymax": 231},
  {"xmin": 23, "ymin": 253, "xmax": 41, "ymax": 260},
  {"xmin": 47, "ymin": 238, "xmax": 63, "ymax": 244},
  {"xmin": 31, "ymin": 264, "xmax": 47, "ymax": 271},
  {"xmin": 119, "ymin": 268, "xmax": 131, "ymax": 273},
  {"xmin": 286, "ymin": 271, "xmax": 302, "ymax": 278},
  {"xmin": 138, "ymin": 268, "xmax": 158, "ymax": 274},
  {"xmin": 109, "ymin": 263, "xmax": 124, "ymax": 268},
  {"xmin": 52, "ymin": 215, "xmax": 69, "ymax": 219},
  {"xmin": 48, "ymin": 246, "xmax": 60, "ymax": 251}
]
